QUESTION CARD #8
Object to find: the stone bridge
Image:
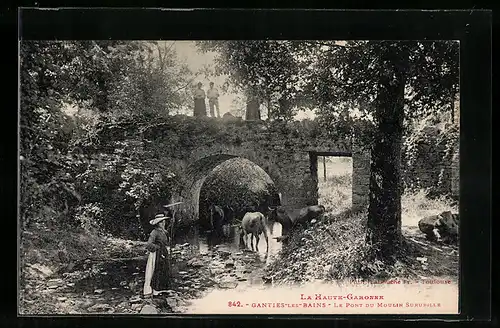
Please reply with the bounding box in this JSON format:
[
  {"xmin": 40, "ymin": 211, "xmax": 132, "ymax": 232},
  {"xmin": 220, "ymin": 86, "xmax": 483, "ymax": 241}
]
[{"xmin": 135, "ymin": 115, "xmax": 371, "ymax": 227}]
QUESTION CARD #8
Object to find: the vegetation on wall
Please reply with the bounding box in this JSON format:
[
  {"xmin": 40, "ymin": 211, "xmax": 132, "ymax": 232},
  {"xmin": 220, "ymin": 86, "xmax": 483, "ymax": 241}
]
[{"xmin": 20, "ymin": 40, "xmax": 192, "ymax": 238}]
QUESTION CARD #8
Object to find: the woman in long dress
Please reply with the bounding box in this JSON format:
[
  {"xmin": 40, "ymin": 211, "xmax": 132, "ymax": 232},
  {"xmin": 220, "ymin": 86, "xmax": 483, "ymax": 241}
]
[
  {"xmin": 143, "ymin": 213, "xmax": 171, "ymax": 297},
  {"xmin": 193, "ymin": 82, "xmax": 207, "ymax": 117}
]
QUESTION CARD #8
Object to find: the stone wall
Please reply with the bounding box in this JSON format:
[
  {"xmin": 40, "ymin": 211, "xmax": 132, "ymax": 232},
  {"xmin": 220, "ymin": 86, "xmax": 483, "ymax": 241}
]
[
  {"xmin": 140, "ymin": 116, "xmax": 371, "ymax": 226},
  {"xmin": 352, "ymin": 144, "xmax": 371, "ymax": 211},
  {"xmin": 402, "ymin": 124, "xmax": 459, "ymax": 198}
]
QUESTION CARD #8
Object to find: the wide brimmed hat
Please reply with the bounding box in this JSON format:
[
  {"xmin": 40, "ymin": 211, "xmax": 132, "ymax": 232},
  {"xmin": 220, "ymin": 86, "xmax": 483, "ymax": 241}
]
[{"xmin": 149, "ymin": 214, "xmax": 170, "ymax": 226}]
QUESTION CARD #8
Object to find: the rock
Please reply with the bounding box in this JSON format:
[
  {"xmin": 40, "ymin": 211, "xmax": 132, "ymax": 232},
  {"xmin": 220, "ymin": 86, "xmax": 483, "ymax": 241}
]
[
  {"xmin": 237, "ymin": 277, "xmax": 247, "ymax": 281},
  {"xmin": 120, "ymin": 281, "xmax": 127, "ymax": 286},
  {"xmin": 87, "ymin": 304, "xmax": 112, "ymax": 312},
  {"xmin": 311, "ymin": 219, "xmax": 317, "ymax": 224},
  {"xmin": 27, "ymin": 264, "xmax": 53, "ymax": 278},
  {"xmin": 57, "ymin": 297, "xmax": 68, "ymax": 302},
  {"xmin": 217, "ymin": 250, "xmax": 231, "ymax": 258},
  {"xmin": 178, "ymin": 271, "xmax": 188, "ymax": 275},
  {"xmin": 218, "ymin": 281, "xmax": 238, "ymax": 289},
  {"xmin": 180, "ymin": 243, "xmax": 190, "ymax": 248},
  {"xmin": 166, "ymin": 298, "xmax": 178, "ymax": 307},
  {"xmin": 131, "ymin": 303, "xmax": 142, "ymax": 310},
  {"xmin": 140, "ymin": 304, "xmax": 158, "ymax": 314},
  {"xmin": 418, "ymin": 211, "xmax": 459, "ymax": 243},
  {"xmin": 94, "ymin": 289, "xmax": 104, "ymax": 294},
  {"xmin": 129, "ymin": 296, "xmax": 142, "ymax": 303},
  {"xmin": 187, "ymin": 258, "xmax": 204, "ymax": 268},
  {"xmin": 66, "ymin": 283, "xmax": 75, "ymax": 287},
  {"xmin": 47, "ymin": 285, "xmax": 59, "ymax": 290}
]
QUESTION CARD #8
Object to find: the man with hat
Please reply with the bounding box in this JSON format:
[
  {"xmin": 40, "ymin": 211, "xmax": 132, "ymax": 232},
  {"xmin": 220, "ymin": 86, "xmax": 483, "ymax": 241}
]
[{"xmin": 143, "ymin": 212, "xmax": 171, "ymax": 297}]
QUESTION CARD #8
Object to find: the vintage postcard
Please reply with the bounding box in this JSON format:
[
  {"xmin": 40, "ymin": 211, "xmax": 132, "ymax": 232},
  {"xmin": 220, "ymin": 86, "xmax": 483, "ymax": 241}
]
[{"xmin": 19, "ymin": 37, "xmax": 460, "ymax": 316}]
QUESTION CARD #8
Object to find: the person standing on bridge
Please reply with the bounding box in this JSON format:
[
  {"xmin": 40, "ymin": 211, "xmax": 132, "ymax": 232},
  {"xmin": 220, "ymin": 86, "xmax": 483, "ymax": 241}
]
[
  {"xmin": 193, "ymin": 82, "xmax": 207, "ymax": 117},
  {"xmin": 207, "ymin": 82, "xmax": 220, "ymax": 118},
  {"xmin": 143, "ymin": 213, "xmax": 171, "ymax": 297}
]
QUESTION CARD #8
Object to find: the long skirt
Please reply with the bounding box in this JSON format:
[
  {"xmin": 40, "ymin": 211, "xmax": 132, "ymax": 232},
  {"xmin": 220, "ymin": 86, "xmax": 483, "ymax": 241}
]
[
  {"xmin": 143, "ymin": 249, "xmax": 170, "ymax": 296},
  {"xmin": 194, "ymin": 99, "xmax": 207, "ymax": 117}
]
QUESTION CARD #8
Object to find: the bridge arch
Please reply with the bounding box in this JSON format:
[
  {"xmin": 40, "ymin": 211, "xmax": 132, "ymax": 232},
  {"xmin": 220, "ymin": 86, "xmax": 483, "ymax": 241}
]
[
  {"xmin": 175, "ymin": 154, "xmax": 282, "ymax": 227},
  {"xmin": 138, "ymin": 116, "xmax": 371, "ymax": 227}
]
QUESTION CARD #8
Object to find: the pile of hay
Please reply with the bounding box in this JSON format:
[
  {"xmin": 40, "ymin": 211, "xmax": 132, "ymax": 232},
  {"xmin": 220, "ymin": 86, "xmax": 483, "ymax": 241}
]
[{"xmin": 199, "ymin": 157, "xmax": 279, "ymax": 225}]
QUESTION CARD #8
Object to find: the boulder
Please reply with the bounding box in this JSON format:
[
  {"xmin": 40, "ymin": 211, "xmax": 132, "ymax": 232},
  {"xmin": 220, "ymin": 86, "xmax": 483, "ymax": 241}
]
[
  {"xmin": 418, "ymin": 215, "xmax": 441, "ymax": 241},
  {"xmin": 418, "ymin": 211, "xmax": 459, "ymax": 244},
  {"xmin": 140, "ymin": 304, "xmax": 158, "ymax": 314},
  {"xmin": 87, "ymin": 304, "xmax": 112, "ymax": 312},
  {"xmin": 436, "ymin": 211, "xmax": 459, "ymax": 244}
]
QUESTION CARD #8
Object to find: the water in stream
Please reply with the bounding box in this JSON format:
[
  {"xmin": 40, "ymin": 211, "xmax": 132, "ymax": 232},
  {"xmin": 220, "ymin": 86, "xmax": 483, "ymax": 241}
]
[{"xmin": 175, "ymin": 222, "xmax": 283, "ymax": 264}]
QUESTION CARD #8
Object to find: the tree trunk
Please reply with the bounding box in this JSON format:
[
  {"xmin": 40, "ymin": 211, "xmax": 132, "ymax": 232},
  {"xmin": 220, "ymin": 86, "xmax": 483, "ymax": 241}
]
[
  {"xmin": 267, "ymin": 98, "xmax": 272, "ymax": 120},
  {"xmin": 323, "ymin": 156, "xmax": 327, "ymax": 181},
  {"xmin": 366, "ymin": 44, "xmax": 409, "ymax": 263},
  {"xmin": 245, "ymin": 97, "xmax": 260, "ymax": 121},
  {"xmin": 278, "ymin": 97, "xmax": 292, "ymax": 120},
  {"xmin": 450, "ymin": 91, "xmax": 456, "ymax": 124}
]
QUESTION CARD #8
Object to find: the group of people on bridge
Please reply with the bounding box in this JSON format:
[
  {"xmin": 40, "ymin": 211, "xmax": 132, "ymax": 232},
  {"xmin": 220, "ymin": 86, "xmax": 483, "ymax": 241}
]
[{"xmin": 193, "ymin": 82, "xmax": 221, "ymax": 118}]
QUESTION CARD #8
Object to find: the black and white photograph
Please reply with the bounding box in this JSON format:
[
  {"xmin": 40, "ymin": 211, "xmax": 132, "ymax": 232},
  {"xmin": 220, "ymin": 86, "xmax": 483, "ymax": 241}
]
[{"xmin": 19, "ymin": 37, "xmax": 462, "ymax": 315}]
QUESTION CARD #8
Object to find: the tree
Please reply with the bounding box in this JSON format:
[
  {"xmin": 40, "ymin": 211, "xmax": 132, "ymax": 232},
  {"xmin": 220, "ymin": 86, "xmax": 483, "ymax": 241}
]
[
  {"xmin": 195, "ymin": 41, "xmax": 307, "ymax": 121},
  {"xmin": 19, "ymin": 40, "xmax": 193, "ymax": 232},
  {"xmin": 228, "ymin": 94, "xmax": 246, "ymax": 118},
  {"xmin": 196, "ymin": 40, "xmax": 459, "ymax": 263},
  {"xmin": 20, "ymin": 40, "xmax": 83, "ymax": 227},
  {"xmin": 307, "ymin": 40, "xmax": 458, "ymax": 262}
]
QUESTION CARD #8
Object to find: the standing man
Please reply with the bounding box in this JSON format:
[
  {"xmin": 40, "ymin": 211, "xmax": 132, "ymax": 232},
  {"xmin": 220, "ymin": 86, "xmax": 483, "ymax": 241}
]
[
  {"xmin": 193, "ymin": 82, "xmax": 207, "ymax": 117},
  {"xmin": 207, "ymin": 82, "xmax": 220, "ymax": 118}
]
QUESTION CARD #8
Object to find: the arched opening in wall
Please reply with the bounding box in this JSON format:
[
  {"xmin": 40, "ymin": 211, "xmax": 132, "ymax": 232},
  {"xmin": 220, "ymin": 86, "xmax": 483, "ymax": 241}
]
[
  {"xmin": 198, "ymin": 157, "xmax": 281, "ymax": 253},
  {"xmin": 198, "ymin": 157, "xmax": 281, "ymax": 229},
  {"xmin": 310, "ymin": 152, "xmax": 353, "ymax": 215}
]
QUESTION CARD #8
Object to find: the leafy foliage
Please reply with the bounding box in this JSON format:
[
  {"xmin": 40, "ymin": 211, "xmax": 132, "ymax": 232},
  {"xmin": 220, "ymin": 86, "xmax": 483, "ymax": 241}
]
[
  {"xmin": 20, "ymin": 40, "xmax": 193, "ymax": 238},
  {"xmin": 402, "ymin": 116, "xmax": 459, "ymax": 197},
  {"xmin": 196, "ymin": 41, "xmax": 310, "ymax": 120},
  {"xmin": 198, "ymin": 40, "xmax": 459, "ymax": 261}
]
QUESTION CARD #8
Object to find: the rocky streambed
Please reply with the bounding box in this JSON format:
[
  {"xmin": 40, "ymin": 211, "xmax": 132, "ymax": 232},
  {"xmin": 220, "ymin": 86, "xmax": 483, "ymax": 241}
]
[{"xmin": 20, "ymin": 225, "xmax": 282, "ymax": 315}]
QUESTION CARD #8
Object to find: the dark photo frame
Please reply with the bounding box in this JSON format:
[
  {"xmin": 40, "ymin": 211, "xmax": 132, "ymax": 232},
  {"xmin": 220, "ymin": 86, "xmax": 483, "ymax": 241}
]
[{"xmin": 8, "ymin": 7, "xmax": 492, "ymax": 328}]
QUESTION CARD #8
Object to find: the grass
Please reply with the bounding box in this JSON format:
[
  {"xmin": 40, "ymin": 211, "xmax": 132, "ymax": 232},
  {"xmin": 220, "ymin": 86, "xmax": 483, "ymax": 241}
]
[
  {"xmin": 317, "ymin": 157, "xmax": 352, "ymax": 215},
  {"xmin": 401, "ymin": 189, "xmax": 458, "ymax": 228},
  {"xmin": 265, "ymin": 157, "xmax": 459, "ymax": 285},
  {"xmin": 20, "ymin": 223, "xmax": 146, "ymax": 271}
]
